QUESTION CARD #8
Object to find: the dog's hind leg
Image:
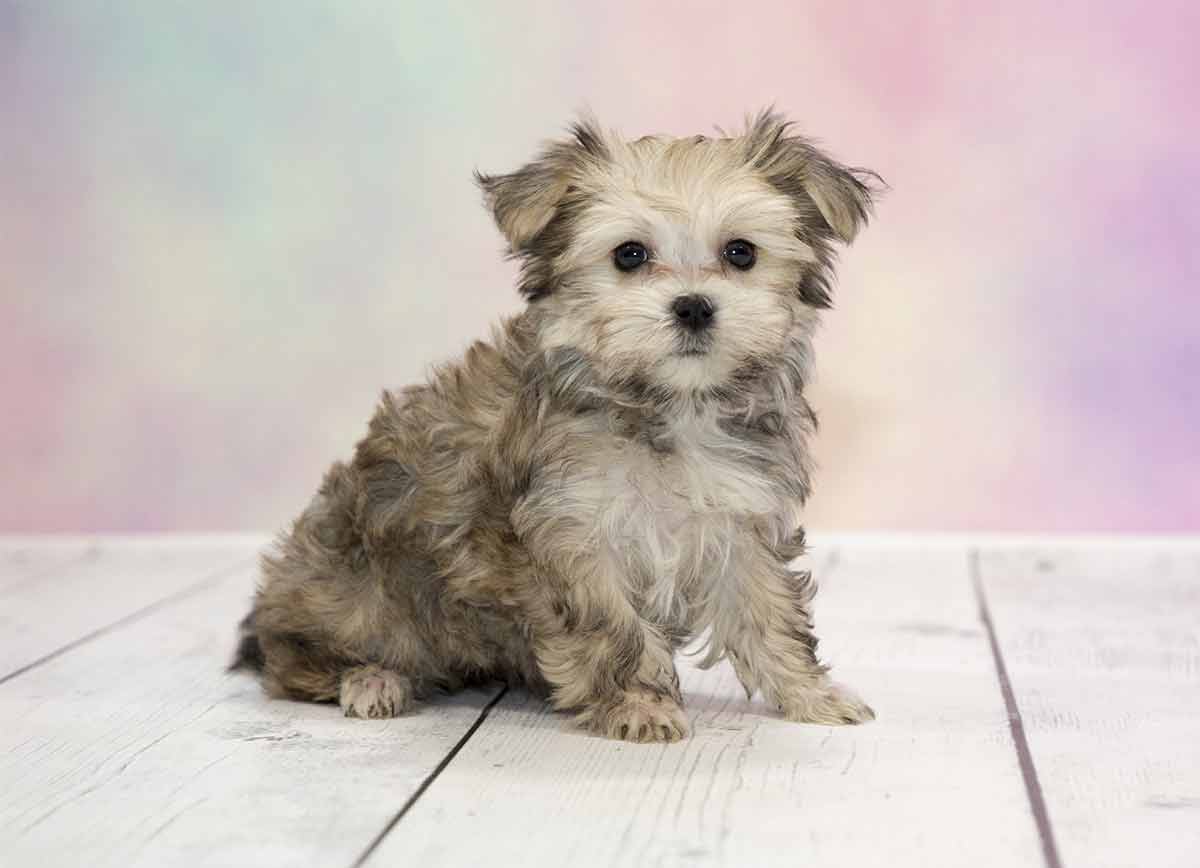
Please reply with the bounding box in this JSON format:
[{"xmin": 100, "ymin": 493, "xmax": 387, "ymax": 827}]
[
  {"xmin": 338, "ymin": 663, "xmax": 416, "ymax": 718},
  {"xmin": 238, "ymin": 459, "xmax": 439, "ymax": 718},
  {"xmin": 255, "ymin": 627, "xmax": 351, "ymax": 703},
  {"xmin": 252, "ymin": 622, "xmax": 419, "ymax": 718}
]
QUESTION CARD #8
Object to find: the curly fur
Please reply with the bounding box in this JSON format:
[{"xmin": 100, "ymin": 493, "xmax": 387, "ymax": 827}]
[{"xmin": 231, "ymin": 110, "xmax": 880, "ymax": 742}]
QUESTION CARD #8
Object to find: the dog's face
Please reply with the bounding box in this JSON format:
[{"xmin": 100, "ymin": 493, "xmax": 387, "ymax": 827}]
[{"xmin": 478, "ymin": 112, "xmax": 877, "ymax": 394}]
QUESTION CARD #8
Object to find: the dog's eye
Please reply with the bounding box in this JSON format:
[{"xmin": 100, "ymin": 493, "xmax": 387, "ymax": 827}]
[
  {"xmin": 722, "ymin": 239, "xmax": 756, "ymax": 270},
  {"xmin": 613, "ymin": 241, "xmax": 649, "ymax": 272}
]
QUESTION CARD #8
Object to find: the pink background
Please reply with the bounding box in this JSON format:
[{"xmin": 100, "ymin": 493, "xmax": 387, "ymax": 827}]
[{"xmin": 2, "ymin": 2, "xmax": 1197, "ymax": 532}]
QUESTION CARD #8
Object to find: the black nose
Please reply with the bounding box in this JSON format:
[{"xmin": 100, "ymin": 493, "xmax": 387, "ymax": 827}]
[{"xmin": 671, "ymin": 295, "xmax": 716, "ymax": 331}]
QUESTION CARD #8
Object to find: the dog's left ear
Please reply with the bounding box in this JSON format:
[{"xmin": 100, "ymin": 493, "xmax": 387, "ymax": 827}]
[
  {"xmin": 744, "ymin": 110, "xmax": 881, "ymax": 245},
  {"xmin": 474, "ymin": 119, "xmax": 608, "ymax": 253}
]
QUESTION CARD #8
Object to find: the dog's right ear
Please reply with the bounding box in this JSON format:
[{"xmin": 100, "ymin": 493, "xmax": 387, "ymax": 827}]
[{"xmin": 474, "ymin": 119, "xmax": 608, "ymax": 253}]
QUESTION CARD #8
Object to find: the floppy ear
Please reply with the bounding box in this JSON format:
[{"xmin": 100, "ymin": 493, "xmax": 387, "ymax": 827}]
[
  {"xmin": 474, "ymin": 119, "xmax": 608, "ymax": 252},
  {"xmin": 744, "ymin": 109, "xmax": 881, "ymax": 245},
  {"xmin": 801, "ymin": 156, "xmax": 878, "ymax": 244},
  {"xmin": 743, "ymin": 109, "xmax": 882, "ymax": 307}
]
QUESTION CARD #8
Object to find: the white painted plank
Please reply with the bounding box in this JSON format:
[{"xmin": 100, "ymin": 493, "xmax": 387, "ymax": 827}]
[
  {"xmin": 0, "ymin": 538, "xmax": 264, "ymax": 680},
  {"xmin": 372, "ymin": 543, "xmax": 1043, "ymax": 868},
  {"xmin": 0, "ymin": 538, "xmax": 99, "ymax": 594},
  {"xmin": 0, "ymin": 557, "xmax": 503, "ymax": 868},
  {"xmin": 979, "ymin": 543, "xmax": 1200, "ymax": 868}
]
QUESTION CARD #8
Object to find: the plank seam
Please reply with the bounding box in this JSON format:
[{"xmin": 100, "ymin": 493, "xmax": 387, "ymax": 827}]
[
  {"xmin": 350, "ymin": 685, "xmax": 509, "ymax": 868},
  {"xmin": 0, "ymin": 557, "xmax": 255, "ymax": 686},
  {"xmin": 970, "ymin": 547, "xmax": 1064, "ymax": 868}
]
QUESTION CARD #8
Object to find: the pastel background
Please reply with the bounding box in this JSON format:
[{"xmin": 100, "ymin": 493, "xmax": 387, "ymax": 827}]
[{"xmin": 2, "ymin": 2, "xmax": 1197, "ymax": 533}]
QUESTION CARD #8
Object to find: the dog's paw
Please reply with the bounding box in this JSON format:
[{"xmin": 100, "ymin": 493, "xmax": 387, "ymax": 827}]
[
  {"xmin": 584, "ymin": 690, "xmax": 691, "ymax": 743},
  {"xmin": 780, "ymin": 681, "xmax": 875, "ymax": 726},
  {"xmin": 339, "ymin": 665, "xmax": 414, "ymax": 719}
]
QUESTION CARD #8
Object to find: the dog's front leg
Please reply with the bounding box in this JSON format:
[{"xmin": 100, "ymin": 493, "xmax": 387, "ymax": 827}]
[
  {"xmin": 517, "ymin": 553, "xmax": 689, "ymax": 743},
  {"xmin": 717, "ymin": 534, "xmax": 874, "ymax": 725}
]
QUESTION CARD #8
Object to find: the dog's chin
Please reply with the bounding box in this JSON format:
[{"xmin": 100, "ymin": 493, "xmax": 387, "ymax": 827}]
[{"xmin": 655, "ymin": 350, "xmax": 732, "ymax": 393}]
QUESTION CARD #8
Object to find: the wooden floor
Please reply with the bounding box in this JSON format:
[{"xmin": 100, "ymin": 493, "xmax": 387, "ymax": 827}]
[{"xmin": 0, "ymin": 536, "xmax": 1196, "ymax": 867}]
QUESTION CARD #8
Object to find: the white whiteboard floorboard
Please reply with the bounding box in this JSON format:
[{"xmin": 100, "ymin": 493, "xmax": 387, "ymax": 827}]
[
  {"xmin": 978, "ymin": 542, "xmax": 1200, "ymax": 868},
  {"xmin": 0, "ymin": 537, "xmax": 264, "ymax": 680},
  {"xmin": 4, "ymin": 535, "xmax": 1198, "ymax": 868},
  {"xmin": 0, "ymin": 545, "xmax": 502, "ymax": 868}
]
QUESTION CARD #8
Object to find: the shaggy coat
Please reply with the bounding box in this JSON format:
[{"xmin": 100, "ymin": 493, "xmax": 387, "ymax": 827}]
[{"xmin": 233, "ymin": 111, "xmax": 880, "ymax": 742}]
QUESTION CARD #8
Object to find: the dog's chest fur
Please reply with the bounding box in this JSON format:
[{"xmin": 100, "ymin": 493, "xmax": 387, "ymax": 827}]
[{"xmin": 559, "ymin": 405, "xmax": 794, "ymax": 628}]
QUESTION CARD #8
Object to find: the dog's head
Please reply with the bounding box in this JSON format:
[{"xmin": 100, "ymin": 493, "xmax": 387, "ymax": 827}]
[{"xmin": 477, "ymin": 111, "xmax": 879, "ymax": 395}]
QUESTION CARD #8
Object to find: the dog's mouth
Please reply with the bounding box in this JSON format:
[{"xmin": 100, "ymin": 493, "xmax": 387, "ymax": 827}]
[{"xmin": 675, "ymin": 335, "xmax": 713, "ymax": 357}]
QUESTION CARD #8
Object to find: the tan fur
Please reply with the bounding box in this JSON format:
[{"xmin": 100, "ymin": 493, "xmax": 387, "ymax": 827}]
[{"xmin": 232, "ymin": 111, "xmax": 880, "ymax": 742}]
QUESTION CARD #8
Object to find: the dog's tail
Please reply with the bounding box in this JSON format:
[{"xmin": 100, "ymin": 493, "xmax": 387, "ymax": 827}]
[{"xmin": 228, "ymin": 608, "xmax": 265, "ymax": 673}]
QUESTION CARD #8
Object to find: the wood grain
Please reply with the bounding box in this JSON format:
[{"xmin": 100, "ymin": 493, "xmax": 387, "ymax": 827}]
[
  {"xmin": 370, "ymin": 542, "xmax": 1044, "ymax": 868},
  {"xmin": 978, "ymin": 542, "xmax": 1200, "ymax": 868},
  {"xmin": 0, "ymin": 547, "xmax": 504, "ymax": 868},
  {"xmin": 0, "ymin": 537, "xmax": 262, "ymax": 681}
]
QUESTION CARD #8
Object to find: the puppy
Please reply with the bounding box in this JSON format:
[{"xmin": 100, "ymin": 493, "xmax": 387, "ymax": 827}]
[{"xmin": 232, "ymin": 111, "xmax": 880, "ymax": 742}]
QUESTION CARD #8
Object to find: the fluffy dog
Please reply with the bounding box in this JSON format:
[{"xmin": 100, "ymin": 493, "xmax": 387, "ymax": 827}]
[{"xmin": 232, "ymin": 111, "xmax": 880, "ymax": 742}]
